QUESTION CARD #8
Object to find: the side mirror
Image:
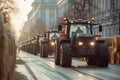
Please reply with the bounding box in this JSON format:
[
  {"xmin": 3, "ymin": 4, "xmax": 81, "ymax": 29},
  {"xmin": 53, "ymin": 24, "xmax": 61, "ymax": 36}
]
[
  {"xmin": 58, "ymin": 25, "xmax": 62, "ymax": 31},
  {"xmin": 99, "ymin": 25, "xmax": 102, "ymax": 32}
]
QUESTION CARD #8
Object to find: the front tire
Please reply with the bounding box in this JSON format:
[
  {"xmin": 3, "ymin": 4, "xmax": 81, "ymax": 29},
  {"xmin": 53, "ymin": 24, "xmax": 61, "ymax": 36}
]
[
  {"xmin": 55, "ymin": 41, "xmax": 60, "ymax": 65},
  {"xmin": 41, "ymin": 42, "xmax": 48, "ymax": 58},
  {"xmin": 96, "ymin": 44, "xmax": 109, "ymax": 67},
  {"xmin": 60, "ymin": 43, "xmax": 72, "ymax": 67}
]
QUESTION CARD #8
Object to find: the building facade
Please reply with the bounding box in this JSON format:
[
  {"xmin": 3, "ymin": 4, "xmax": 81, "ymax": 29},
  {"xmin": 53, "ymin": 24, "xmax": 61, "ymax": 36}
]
[
  {"xmin": 57, "ymin": 0, "xmax": 120, "ymax": 37},
  {"xmin": 91, "ymin": 0, "xmax": 120, "ymax": 37},
  {"xmin": 29, "ymin": 0, "xmax": 57, "ymax": 28}
]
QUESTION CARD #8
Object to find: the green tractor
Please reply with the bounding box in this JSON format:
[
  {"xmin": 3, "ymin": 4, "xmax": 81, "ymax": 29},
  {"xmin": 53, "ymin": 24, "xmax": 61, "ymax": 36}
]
[
  {"xmin": 47, "ymin": 30, "xmax": 60, "ymax": 55},
  {"xmin": 39, "ymin": 30, "xmax": 59, "ymax": 58},
  {"xmin": 55, "ymin": 18, "xmax": 109, "ymax": 67}
]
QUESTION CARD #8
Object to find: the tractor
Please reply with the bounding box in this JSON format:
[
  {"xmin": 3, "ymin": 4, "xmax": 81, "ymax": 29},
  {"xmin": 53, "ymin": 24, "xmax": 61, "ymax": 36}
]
[
  {"xmin": 30, "ymin": 35, "xmax": 39, "ymax": 55},
  {"xmin": 39, "ymin": 30, "xmax": 59, "ymax": 58},
  {"xmin": 55, "ymin": 18, "xmax": 109, "ymax": 67},
  {"xmin": 34, "ymin": 35, "xmax": 39, "ymax": 55},
  {"xmin": 39, "ymin": 34, "xmax": 48, "ymax": 57}
]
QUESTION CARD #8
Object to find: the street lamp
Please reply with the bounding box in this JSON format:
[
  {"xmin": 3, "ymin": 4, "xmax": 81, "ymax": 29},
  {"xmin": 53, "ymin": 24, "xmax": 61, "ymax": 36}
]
[
  {"xmin": 91, "ymin": 17, "xmax": 95, "ymax": 22},
  {"xmin": 90, "ymin": 17, "xmax": 95, "ymax": 34}
]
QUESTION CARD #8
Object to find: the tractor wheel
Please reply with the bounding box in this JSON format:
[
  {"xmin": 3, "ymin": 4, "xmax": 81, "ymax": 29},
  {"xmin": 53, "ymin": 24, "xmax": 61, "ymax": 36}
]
[
  {"xmin": 54, "ymin": 45, "xmax": 60, "ymax": 65},
  {"xmin": 96, "ymin": 44, "xmax": 109, "ymax": 67},
  {"xmin": 87, "ymin": 57, "xmax": 96, "ymax": 65},
  {"xmin": 60, "ymin": 43, "xmax": 72, "ymax": 67},
  {"xmin": 42, "ymin": 43, "xmax": 48, "ymax": 58},
  {"xmin": 34, "ymin": 46, "xmax": 37, "ymax": 55},
  {"xmin": 55, "ymin": 44, "xmax": 60, "ymax": 65},
  {"xmin": 40, "ymin": 44, "xmax": 43, "ymax": 57}
]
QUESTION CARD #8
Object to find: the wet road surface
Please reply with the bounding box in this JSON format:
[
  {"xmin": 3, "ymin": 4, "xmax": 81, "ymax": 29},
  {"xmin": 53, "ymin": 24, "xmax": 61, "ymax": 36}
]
[{"xmin": 17, "ymin": 51, "xmax": 120, "ymax": 80}]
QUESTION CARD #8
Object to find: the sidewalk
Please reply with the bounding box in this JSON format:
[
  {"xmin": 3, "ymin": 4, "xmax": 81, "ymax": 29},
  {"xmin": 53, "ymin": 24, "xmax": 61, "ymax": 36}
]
[{"xmin": 13, "ymin": 52, "xmax": 32, "ymax": 80}]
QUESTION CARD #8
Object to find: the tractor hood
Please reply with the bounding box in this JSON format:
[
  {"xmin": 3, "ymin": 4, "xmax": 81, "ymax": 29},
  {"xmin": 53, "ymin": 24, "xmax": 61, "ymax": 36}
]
[{"xmin": 76, "ymin": 33, "xmax": 96, "ymax": 43}]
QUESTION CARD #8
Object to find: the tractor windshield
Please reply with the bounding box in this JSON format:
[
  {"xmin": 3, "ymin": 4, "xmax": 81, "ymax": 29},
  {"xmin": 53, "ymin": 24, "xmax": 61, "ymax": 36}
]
[
  {"xmin": 70, "ymin": 24, "xmax": 90, "ymax": 39},
  {"xmin": 39, "ymin": 36, "xmax": 44, "ymax": 42},
  {"xmin": 49, "ymin": 32, "xmax": 59, "ymax": 40}
]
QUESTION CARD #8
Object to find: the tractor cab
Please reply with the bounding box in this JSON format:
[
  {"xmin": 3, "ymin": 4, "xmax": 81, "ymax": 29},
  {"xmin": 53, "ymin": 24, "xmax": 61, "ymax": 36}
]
[
  {"xmin": 49, "ymin": 30, "xmax": 60, "ymax": 40},
  {"xmin": 45, "ymin": 30, "xmax": 59, "ymax": 41},
  {"xmin": 58, "ymin": 18, "xmax": 102, "ymax": 41}
]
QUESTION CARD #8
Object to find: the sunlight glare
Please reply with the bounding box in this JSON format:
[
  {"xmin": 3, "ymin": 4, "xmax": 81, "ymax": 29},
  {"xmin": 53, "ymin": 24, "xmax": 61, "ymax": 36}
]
[{"xmin": 10, "ymin": 0, "xmax": 34, "ymax": 39}]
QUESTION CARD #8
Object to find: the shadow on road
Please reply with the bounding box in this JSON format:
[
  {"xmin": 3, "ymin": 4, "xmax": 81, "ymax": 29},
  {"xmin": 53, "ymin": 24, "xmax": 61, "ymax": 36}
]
[
  {"xmin": 71, "ymin": 65, "xmax": 110, "ymax": 69},
  {"xmin": 13, "ymin": 71, "xmax": 28, "ymax": 80},
  {"xmin": 13, "ymin": 58, "xmax": 28, "ymax": 80}
]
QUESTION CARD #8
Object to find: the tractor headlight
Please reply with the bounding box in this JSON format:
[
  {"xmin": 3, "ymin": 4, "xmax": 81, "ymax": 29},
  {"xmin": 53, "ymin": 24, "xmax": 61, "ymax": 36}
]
[
  {"xmin": 51, "ymin": 42, "xmax": 55, "ymax": 46},
  {"xmin": 78, "ymin": 42, "xmax": 83, "ymax": 46},
  {"xmin": 90, "ymin": 42, "xmax": 95, "ymax": 46}
]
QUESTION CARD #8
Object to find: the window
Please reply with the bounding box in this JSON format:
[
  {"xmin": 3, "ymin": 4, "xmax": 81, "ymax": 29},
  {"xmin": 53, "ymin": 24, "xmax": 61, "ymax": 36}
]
[
  {"xmin": 111, "ymin": 0, "xmax": 115, "ymax": 10},
  {"xmin": 70, "ymin": 24, "xmax": 90, "ymax": 39}
]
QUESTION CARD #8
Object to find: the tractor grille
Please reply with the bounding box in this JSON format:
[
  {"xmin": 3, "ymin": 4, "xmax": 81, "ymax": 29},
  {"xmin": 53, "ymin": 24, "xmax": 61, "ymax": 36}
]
[{"xmin": 77, "ymin": 37, "xmax": 95, "ymax": 49}]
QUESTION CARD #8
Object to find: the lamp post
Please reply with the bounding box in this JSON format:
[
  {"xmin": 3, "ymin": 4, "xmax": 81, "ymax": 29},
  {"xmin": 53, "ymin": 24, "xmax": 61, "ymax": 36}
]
[
  {"xmin": 90, "ymin": 17, "xmax": 95, "ymax": 34},
  {"xmin": 91, "ymin": 17, "xmax": 95, "ymax": 22}
]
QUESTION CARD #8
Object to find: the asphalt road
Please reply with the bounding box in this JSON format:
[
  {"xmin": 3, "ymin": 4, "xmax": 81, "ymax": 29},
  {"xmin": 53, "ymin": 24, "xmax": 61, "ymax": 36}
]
[{"xmin": 17, "ymin": 51, "xmax": 120, "ymax": 80}]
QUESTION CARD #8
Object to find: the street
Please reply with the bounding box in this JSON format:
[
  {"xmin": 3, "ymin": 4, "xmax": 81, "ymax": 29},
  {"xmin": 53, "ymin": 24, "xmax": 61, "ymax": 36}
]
[
  {"xmin": 0, "ymin": 0, "xmax": 120, "ymax": 80},
  {"xmin": 16, "ymin": 51, "xmax": 120, "ymax": 80}
]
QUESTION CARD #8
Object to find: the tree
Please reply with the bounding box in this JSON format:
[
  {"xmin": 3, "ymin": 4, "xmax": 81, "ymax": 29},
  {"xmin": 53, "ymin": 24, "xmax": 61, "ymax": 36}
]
[
  {"xmin": 33, "ymin": 18, "xmax": 46, "ymax": 35},
  {"xmin": 0, "ymin": 0, "xmax": 17, "ymax": 12}
]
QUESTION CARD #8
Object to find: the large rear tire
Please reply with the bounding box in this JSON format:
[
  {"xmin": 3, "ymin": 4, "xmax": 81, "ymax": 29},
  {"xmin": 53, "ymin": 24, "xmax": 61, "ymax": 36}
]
[
  {"xmin": 60, "ymin": 43, "xmax": 72, "ymax": 67},
  {"xmin": 55, "ymin": 40, "xmax": 60, "ymax": 65},
  {"xmin": 39, "ymin": 43, "xmax": 43, "ymax": 57},
  {"xmin": 96, "ymin": 44, "xmax": 109, "ymax": 67},
  {"xmin": 55, "ymin": 48, "xmax": 60, "ymax": 65},
  {"xmin": 41, "ymin": 43, "xmax": 48, "ymax": 58},
  {"xmin": 34, "ymin": 46, "xmax": 37, "ymax": 55}
]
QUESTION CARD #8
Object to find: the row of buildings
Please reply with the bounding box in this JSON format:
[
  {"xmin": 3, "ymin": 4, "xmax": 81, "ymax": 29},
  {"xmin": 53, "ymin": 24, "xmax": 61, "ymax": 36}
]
[
  {"xmin": 57, "ymin": 0, "xmax": 120, "ymax": 37},
  {"xmin": 25, "ymin": 0, "xmax": 120, "ymax": 38},
  {"xmin": 19, "ymin": 0, "xmax": 57, "ymax": 43},
  {"xmin": 28, "ymin": 0, "xmax": 57, "ymax": 30}
]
